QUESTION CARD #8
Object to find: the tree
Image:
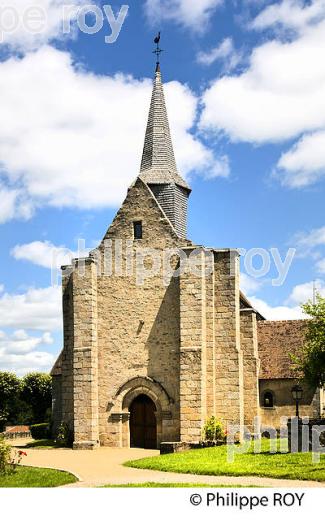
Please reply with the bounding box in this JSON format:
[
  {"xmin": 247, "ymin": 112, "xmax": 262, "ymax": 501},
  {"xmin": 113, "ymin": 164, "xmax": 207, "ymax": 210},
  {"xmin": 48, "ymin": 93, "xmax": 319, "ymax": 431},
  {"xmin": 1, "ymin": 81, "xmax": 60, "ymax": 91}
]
[
  {"xmin": 294, "ymin": 295, "xmax": 325, "ymax": 388},
  {"xmin": 0, "ymin": 372, "xmax": 21, "ymax": 430},
  {"xmin": 21, "ymin": 373, "xmax": 52, "ymax": 424}
]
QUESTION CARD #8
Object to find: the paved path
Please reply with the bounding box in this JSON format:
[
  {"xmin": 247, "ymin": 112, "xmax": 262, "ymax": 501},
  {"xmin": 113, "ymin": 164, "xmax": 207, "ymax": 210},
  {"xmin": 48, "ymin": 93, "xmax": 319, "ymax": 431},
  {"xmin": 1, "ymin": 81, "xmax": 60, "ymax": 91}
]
[{"xmin": 10, "ymin": 440, "xmax": 325, "ymax": 488}]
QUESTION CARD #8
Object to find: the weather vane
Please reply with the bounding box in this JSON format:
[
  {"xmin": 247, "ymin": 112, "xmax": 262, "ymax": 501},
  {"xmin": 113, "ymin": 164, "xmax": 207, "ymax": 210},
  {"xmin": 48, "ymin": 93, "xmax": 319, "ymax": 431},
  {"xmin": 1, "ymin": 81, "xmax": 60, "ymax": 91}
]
[{"xmin": 153, "ymin": 31, "xmax": 163, "ymax": 66}]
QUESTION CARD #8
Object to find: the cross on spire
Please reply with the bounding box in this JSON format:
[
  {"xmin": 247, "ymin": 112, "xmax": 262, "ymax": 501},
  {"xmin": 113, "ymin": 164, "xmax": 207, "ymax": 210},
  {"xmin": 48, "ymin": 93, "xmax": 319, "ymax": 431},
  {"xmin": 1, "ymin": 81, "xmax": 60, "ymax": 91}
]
[{"xmin": 153, "ymin": 31, "xmax": 163, "ymax": 70}]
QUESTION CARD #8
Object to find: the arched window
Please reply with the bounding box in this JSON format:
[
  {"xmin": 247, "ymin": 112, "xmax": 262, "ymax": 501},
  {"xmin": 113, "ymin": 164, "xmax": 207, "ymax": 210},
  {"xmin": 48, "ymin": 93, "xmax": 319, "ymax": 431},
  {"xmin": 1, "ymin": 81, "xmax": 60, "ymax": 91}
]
[{"xmin": 263, "ymin": 391, "xmax": 274, "ymax": 408}]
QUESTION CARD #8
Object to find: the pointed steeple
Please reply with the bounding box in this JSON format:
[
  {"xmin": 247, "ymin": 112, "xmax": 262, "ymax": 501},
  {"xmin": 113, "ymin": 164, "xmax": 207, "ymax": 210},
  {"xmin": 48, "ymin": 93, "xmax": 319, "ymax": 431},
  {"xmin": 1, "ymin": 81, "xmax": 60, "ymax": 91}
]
[
  {"xmin": 138, "ymin": 61, "xmax": 191, "ymax": 239},
  {"xmin": 139, "ymin": 66, "xmax": 191, "ymax": 192}
]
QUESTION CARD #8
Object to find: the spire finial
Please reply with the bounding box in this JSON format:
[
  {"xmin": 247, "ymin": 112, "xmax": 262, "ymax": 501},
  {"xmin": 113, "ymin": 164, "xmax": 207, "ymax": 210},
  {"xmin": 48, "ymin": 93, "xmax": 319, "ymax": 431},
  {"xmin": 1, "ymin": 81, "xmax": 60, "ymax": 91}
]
[{"xmin": 153, "ymin": 31, "xmax": 163, "ymax": 70}]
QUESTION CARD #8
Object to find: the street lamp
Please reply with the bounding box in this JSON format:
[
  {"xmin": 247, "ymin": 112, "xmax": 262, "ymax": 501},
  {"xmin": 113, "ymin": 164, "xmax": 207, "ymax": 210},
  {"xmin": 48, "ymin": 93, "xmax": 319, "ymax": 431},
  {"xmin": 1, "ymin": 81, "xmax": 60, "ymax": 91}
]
[{"xmin": 291, "ymin": 385, "xmax": 303, "ymax": 418}]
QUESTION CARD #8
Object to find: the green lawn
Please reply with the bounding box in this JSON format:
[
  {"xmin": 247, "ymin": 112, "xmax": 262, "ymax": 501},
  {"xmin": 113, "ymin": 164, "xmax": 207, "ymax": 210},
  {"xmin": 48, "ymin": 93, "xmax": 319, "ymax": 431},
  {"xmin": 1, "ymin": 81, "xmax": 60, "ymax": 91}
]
[
  {"xmin": 0, "ymin": 466, "xmax": 78, "ymax": 487},
  {"xmin": 125, "ymin": 439, "xmax": 325, "ymax": 482},
  {"xmin": 102, "ymin": 482, "xmax": 259, "ymax": 488}
]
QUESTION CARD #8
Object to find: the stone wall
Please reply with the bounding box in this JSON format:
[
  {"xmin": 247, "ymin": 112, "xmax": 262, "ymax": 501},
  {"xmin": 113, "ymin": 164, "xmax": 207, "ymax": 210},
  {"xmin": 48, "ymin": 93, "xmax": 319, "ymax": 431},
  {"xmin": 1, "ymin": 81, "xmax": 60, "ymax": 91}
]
[
  {"xmin": 60, "ymin": 267, "xmax": 74, "ymax": 430},
  {"xmin": 214, "ymin": 251, "xmax": 244, "ymax": 431},
  {"xmin": 72, "ymin": 257, "xmax": 99, "ymax": 449},
  {"xmin": 240, "ymin": 309, "xmax": 260, "ymax": 429},
  {"xmin": 179, "ymin": 249, "xmax": 245, "ymax": 441},
  {"xmin": 95, "ymin": 179, "xmax": 189, "ymax": 447},
  {"xmin": 259, "ymin": 379, "xmax": 320, "ymax": 429},
  {"xmin": 179, "ymin": 249, "xmax": 207, "ymax": 442}
]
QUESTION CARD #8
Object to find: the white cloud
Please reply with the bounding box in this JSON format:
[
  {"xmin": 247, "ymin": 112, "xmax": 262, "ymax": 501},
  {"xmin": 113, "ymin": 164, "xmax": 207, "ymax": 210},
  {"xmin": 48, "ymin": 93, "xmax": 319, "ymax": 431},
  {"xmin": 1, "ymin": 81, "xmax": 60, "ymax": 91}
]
[
  {"xmin": 0, "ymin": 349, "xmax": 55, "ymax": 376},
  {"xmin": 0, "ymin": 0, "xmax": 88, "ymax": 52},
  {"xmin": 0, "ymin": 46, "xmax": 225, "ymax": 221},
  {"xmin": 316, "ymin": 258, "xmax": 325, "ymax": 273},
  {"xmin": 197, "ymin": 38, "xmax": 242, "ymax": 70},
  {"xmin": 144, "ymin": 0, "xmax": 223, "ymax": 31},
  {"xmin": 199, "ymin": 3, "xmax": 325, "ymax": 188},
  {"xmin": 251, "ymin": 0, "xmax": 325, "ymax": 32},
  {"xmin": 276, "ymin": 131, "xmax": 325, "ymax": 187},
  {"xmin": 0, "ymin": 328, "xmax": 55, "ymax": 375},
  {"xmin": 0, "ymin": 285, "xmax": 4, "ymax": 293},
  {"xmin": 293, "ymin": 225, "xmax": 325, "ymax": 258},
  {"xmin": 247, "ymin": 279, "xmax": 325, "ymax": 320},
  {"xmin": 249, "ymin": 296, "xmax": 304, "ymax": 320},
  {"xmin": 0, "ymin": 329, "xmax": 53, "ymax": 355},
  {"xmin": 286, "ymin": 279, "xmax": 325, "ymax": 305},
  {"xmin": 0, "ymin": 184, "xmax": 33, "ymax": 224},
  {"xmin": 240, "ymin": 272, "xmax": 262, "ymax": 295},
  {"xmin": 200, "ymin": 22, "xmax": 325, "ymax": 143},
  {"xmin": 11, "ymin": 240, "xmax": 76, "ymax": 269},
  {"xmin": 0, "ymin": 281, "xmax": 60, "ymax": 375},
  {"xmin": 296, "ymin": 226, "xmax": 325, "ymax": 248},
  {"xmin": 0, "ymin": 286, "xmax": 61, "ymax": 331}
]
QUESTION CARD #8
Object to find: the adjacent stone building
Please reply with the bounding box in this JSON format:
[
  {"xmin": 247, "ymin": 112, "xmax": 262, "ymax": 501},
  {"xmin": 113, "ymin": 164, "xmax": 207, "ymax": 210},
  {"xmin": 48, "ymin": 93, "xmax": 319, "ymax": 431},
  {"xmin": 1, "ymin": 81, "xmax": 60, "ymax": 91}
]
[
  {"xmin": 258, "ymin": 321, "xmax": 325, "ymax": 429},
  {"xmin": 51, "ymin": 63, "xmax": 323, "ymax": 449}
]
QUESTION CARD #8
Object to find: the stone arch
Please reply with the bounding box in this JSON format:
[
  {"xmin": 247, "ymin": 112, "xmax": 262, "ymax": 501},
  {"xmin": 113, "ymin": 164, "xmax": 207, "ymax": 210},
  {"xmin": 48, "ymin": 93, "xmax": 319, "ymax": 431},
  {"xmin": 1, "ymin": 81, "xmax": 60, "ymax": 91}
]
[
  {"xmin": 113, "ymin": 376, "xmax": 171, "ymax": 410},
  {"xmin": 110, "ymin": 376, "xmax": 173, "ymax": 448}
]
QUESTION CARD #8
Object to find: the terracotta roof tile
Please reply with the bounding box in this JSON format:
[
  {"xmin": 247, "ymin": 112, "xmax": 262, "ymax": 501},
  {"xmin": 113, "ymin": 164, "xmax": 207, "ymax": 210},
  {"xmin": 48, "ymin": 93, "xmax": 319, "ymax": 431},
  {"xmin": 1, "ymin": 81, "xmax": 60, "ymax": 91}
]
[
  {"xmin": 258, "ymin": 320, "xmax": 307, "ymax": 379},
  {"xmin": 5, "ymin": 425, "xmax": 30, "ymax": 433}
]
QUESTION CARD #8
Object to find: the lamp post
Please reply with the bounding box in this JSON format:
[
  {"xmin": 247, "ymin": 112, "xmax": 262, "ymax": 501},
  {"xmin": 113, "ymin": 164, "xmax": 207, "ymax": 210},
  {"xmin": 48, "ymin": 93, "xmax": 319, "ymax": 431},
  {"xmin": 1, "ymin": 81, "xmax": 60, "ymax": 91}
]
[{"xmin": 291, "ymin": 385, "xmax": 303, "ymax": 418}]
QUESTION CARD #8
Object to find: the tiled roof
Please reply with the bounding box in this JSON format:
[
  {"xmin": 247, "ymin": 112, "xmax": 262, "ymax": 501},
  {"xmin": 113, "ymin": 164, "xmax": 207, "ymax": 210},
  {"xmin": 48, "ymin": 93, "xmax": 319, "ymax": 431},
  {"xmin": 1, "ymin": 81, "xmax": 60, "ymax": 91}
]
[
  {"xmin": 258, "ymin": 320, "xmax": 307, "ymax": 379},
  {"xmin": 5, "ymin": 425, "xmax": 30, "ymax": 433},
  {"xmin": 139, "ymin": 66, "xmax": 191, "ymax": 191}
]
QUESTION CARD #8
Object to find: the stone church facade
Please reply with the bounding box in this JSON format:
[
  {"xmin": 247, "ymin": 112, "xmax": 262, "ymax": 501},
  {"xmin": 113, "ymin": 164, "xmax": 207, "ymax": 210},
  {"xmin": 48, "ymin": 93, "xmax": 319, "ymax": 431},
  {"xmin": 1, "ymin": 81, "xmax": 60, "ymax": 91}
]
[{"xmin": 51, "ymin": 64, "xmax": 323, "ymax": 449}]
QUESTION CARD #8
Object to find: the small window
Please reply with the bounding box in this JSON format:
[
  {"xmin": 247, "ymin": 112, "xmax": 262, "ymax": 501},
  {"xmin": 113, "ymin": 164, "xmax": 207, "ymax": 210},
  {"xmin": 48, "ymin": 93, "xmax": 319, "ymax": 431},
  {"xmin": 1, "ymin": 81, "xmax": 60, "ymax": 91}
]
[
  {"xmin": 133, "ymin": 221, "xmax": 143, "ymax": 240},
  {"xmin": 263, "ymin": 391, "xmax": 274, "ymax": 408}
]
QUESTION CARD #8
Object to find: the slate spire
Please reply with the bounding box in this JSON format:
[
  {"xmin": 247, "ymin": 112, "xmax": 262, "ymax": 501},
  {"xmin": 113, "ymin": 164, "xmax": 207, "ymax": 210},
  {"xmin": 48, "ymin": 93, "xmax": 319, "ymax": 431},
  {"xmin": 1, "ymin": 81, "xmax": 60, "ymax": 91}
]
[{"xmin": 139, "ymin": 66, "xmax": 191, "ymax": 192}]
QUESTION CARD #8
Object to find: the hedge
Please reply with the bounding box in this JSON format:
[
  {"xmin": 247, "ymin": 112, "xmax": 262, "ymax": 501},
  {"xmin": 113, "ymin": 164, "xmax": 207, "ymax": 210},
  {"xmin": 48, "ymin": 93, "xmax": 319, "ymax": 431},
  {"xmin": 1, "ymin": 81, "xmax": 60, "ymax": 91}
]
[{"xmin": 30, "ymin": 423, "xmax": 50, "ymax": 440}]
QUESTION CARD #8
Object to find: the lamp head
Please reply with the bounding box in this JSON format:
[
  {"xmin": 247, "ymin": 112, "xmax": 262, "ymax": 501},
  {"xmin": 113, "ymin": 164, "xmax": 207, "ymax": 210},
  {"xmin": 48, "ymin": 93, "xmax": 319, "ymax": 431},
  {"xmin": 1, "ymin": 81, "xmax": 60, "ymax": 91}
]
[{"xmin": 291, "ymin": 384, "xmax": 303, "ymax": 401}]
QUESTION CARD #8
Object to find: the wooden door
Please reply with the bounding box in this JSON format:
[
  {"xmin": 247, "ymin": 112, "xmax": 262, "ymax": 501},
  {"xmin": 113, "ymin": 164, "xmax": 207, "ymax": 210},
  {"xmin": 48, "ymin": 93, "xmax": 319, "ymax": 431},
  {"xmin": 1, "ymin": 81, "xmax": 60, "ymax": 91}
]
[{"xmin": 129, "ymin": 395, "xmax": 157, "ymax": 449}]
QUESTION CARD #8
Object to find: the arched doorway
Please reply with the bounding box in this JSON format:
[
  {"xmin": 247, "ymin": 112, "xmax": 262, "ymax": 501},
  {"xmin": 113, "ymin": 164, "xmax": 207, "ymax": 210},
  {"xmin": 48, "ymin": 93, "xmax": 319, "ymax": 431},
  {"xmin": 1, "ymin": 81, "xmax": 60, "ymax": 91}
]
[{"xmin": 129, "ymin": 394, "xmax": 157, "ymax": 449}]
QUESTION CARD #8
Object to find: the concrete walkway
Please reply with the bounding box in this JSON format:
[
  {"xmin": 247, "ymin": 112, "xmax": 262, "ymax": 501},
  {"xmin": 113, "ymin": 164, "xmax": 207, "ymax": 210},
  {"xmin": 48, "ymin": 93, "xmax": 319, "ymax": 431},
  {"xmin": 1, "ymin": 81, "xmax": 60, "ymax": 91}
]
[{"xmin": 10, "ymin": 440, "xmax": 325, "ymax": 488}]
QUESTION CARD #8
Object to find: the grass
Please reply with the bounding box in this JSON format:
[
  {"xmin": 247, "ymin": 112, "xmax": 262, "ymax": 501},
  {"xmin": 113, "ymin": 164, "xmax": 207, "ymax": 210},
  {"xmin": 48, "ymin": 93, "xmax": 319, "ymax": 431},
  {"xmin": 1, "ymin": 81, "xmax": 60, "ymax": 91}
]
[
  {"xmin": 102, "ymin": 482, "xmax": 259, "ymax": 488},
  {"xmin": 24, "ymin": 439, "xmax": 57, "ymax": 449},
  {"xmin": 0, "ymin": 466, "xmax": 77, "ymax": 487},
  {"xmin": 125, "ymin": 439, "xmax": 325, "ymax": 482}
]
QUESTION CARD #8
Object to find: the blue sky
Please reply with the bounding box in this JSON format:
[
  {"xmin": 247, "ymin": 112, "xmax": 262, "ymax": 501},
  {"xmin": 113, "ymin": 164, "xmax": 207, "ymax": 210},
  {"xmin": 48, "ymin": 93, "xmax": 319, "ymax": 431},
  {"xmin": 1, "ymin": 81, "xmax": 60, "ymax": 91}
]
[{"xmin": 0, "ymin": 0, "xmax": 324, "ymax": 374}]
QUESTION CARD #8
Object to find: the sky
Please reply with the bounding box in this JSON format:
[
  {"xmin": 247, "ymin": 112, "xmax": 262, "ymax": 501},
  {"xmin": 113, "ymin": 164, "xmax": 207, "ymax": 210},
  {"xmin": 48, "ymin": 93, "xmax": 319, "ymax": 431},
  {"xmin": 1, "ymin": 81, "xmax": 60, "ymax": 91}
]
[{"xmin": 0, "ymin": 0, "xmax": 324, "ymax": 375}]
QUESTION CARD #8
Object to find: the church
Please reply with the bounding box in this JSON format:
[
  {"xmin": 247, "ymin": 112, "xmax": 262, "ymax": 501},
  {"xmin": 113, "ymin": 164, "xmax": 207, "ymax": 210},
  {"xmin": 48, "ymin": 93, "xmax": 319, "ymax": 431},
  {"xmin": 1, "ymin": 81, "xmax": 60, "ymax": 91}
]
[{"xmin": 51, "ymin": 61, "xmax": 324, "ymax": 449}]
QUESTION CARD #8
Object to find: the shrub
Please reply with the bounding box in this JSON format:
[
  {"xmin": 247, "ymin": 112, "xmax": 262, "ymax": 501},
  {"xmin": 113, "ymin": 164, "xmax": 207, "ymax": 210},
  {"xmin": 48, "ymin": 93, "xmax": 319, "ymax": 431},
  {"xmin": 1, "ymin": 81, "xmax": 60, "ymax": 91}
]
[
  {"xmin": 30, "ymin": 423, "xmax": 50, "ymax": 440},
  {"xmin": 21, "ymin": 373, "xmax": 52, "ymax": 424},
  {"xmin": 203, "ymin": 417, "xmax": 226, "ymax": 442},
  {"xmin": 0, "ymin": 436, "xmax": 12, "ymax": 475},
  {"xmin": 0, "ymin": 372, "xmax": 21, "ymax": 428},
  {"xmin": 55, "ymin": 422, "xmax": 73, "ymax": 448}
]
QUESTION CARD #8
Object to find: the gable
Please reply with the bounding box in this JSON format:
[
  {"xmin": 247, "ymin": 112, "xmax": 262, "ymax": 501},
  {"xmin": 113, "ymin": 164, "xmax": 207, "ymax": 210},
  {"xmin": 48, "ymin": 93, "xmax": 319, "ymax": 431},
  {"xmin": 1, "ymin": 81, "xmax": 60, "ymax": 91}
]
[{"xmin": 100, "ymin": 178, "xmax": 191, "ymax": 249}]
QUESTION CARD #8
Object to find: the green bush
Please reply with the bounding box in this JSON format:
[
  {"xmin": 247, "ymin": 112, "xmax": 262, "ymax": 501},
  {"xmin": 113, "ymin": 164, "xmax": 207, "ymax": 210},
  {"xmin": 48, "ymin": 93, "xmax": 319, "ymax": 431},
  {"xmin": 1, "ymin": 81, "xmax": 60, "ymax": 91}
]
[
  {"xmin": 30, "ymin": 423, "xmax": 50, "ymax": 440},
  {"xmin": 0, "ymin": 436, "xmax": 13, "ymax": 475},
  {"xmin": 21, "ymin": 373, "xmax": 52, "ymax": 424},
  {"xmin": 203, "ymin": 417, "xmax": 226, "ymax": 442},
  {"xmin": 55, "ymin": 422, "xmax": 73, "ymax": 448}
]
